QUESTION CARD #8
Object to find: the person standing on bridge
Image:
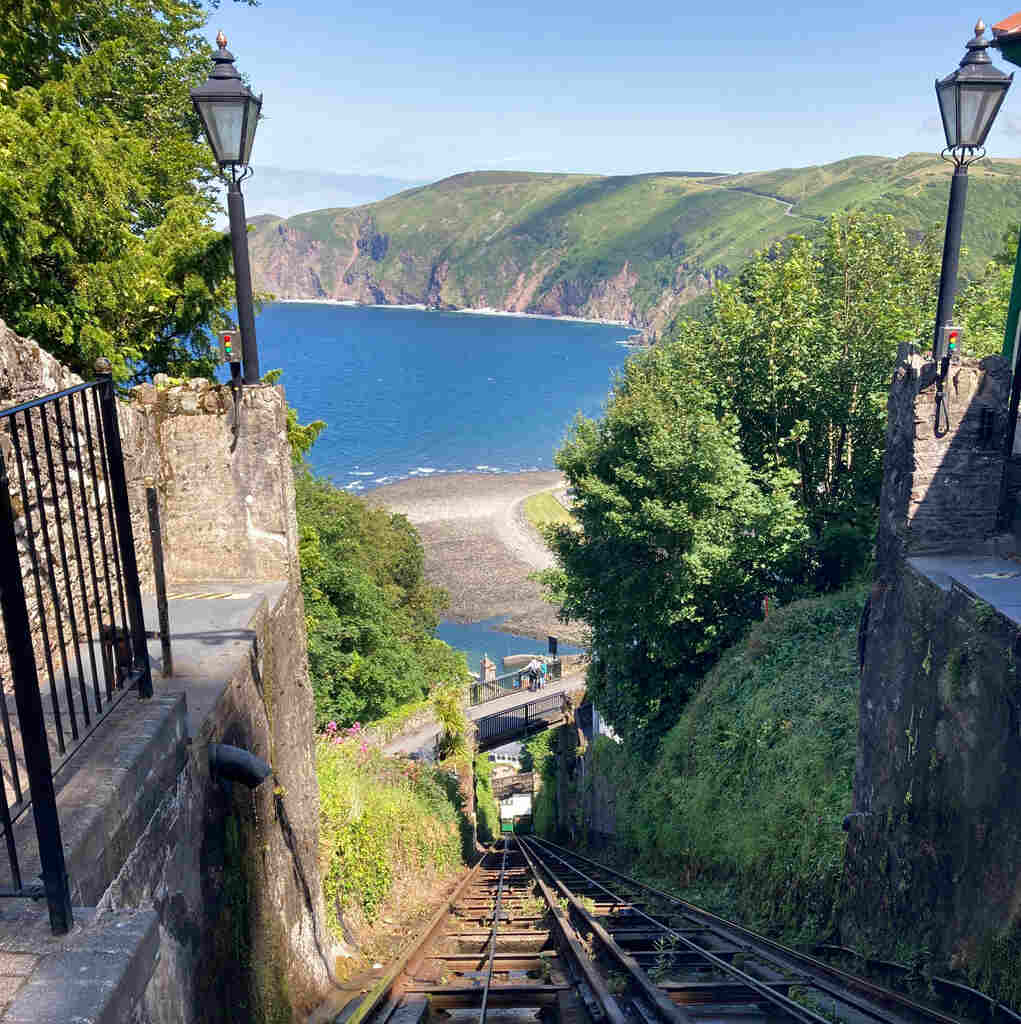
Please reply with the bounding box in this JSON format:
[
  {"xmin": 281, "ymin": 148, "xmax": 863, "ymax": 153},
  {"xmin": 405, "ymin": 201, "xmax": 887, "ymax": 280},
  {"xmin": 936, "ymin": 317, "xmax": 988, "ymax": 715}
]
[
  {"xmin": 537, "ymin": 658, "xmax": 547, "ymax": 690},
  {"xmin": 526, "ymin": 658, "xmax": 540, "ymax": 690}
]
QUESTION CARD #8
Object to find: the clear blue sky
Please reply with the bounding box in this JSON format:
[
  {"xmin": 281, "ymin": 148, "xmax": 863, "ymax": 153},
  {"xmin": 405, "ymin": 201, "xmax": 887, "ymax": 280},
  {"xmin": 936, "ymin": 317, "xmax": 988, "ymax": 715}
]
[{"xmin": 211, "ymin": 1, "xmax": 1021, "ymax": 181}]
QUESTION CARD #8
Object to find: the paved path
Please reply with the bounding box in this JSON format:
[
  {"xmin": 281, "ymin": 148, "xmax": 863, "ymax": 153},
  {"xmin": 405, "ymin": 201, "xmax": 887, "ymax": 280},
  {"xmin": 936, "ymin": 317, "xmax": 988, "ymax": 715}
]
[{"xmin": 384, "ymin": 667, "xmax": 587, "ymax": 759}]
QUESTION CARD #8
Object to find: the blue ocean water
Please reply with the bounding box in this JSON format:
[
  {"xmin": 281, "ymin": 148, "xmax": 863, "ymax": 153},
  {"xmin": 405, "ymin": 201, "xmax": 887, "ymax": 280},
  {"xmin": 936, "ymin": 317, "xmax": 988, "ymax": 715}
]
[
  {"xmin": 235, "ymin": 303, "xmax": 633, "ymax": 490},
  {"xmin": 434, "ymin": 617, "xmax": 581, "ymax": 675}
]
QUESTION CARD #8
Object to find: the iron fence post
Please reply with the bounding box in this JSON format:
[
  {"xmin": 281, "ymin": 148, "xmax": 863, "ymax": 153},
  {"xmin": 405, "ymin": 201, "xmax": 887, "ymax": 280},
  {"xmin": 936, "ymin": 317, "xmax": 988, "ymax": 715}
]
[
  {"xmin": 0, "ymin": 456, "xmax": 72, "ymax": 933},
  {"xmin": 95, "ymin": 360, "xmax": 153, "ymax": 698},
  {"xmin": 145, "ymin": 484, "xmax": 172, "ymax": 678}
]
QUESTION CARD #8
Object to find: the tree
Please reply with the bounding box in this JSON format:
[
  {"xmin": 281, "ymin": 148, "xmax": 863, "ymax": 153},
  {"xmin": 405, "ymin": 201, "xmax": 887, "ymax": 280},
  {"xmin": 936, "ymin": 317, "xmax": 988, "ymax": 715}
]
[
  {"xmin": 295, "ymin": 471, "xmax": 469, "ymax": 727},
  {"xmin": 956, "ymin": 222, "xmax": 1018, "ymax": 359},
  {"xmin": 541, "ymin": 343, "xmax": 807, "ymax": 753},
  {"xmin": 0, "ymin": 0, "xmax": 256, "ymax": 381},
  {"xmin": 672, "ymin": 214, "xmax": 941, "ymax": 527}
]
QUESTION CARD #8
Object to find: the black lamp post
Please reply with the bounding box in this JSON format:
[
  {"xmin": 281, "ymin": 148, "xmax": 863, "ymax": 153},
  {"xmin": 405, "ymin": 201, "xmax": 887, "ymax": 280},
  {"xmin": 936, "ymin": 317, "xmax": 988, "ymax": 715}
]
[
  {"xmin": 190, "ymin": 32, "xmax": 263, "ymax": 385},
  {"xmin": 932, "ymin": 20, "xmax": 1012, "ymax": 363}
]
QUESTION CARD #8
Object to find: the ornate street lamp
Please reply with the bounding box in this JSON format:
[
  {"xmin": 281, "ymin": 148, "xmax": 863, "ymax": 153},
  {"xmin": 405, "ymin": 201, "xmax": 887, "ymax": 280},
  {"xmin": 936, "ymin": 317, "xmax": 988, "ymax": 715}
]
[
  {"xmin": 190, "ymin": 32, "xmax": 263, "ymax": 384},
  {"xmin": 932, "ymin": 20, "xmax": 1012, "ymax": 364}
]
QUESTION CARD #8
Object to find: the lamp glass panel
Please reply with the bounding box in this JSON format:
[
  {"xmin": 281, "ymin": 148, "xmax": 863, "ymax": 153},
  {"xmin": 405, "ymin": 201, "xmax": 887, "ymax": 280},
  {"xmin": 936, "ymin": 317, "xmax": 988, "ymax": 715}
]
[
  {"xmin": 937, "ymin": 79, "xmax": 959, "ymax": 147},
  {"xmin": 239, "ymin": 96, "xmax": 261, "ymax": 165},
  {"xmin": 204, "ymin": 100, "xmax": 245, "ymax": 163},
  {"xmin": 959, "ymin": 84, "xmax": 998, "ymax": 146}
]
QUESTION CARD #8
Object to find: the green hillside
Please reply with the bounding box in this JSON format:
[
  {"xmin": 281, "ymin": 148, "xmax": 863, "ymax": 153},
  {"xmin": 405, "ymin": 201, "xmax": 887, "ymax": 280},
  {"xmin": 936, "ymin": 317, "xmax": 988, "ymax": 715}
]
[{"xmin": 249, "ymin": 155, "xmax": 1021, "ymax": 332}]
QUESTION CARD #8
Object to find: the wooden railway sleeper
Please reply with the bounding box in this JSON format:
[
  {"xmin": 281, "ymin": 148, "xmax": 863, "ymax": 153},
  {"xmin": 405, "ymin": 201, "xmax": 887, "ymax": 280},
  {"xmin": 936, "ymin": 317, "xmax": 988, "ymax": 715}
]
[
  {"xmin": 523, "ymin": 837, "xmax": 835, "ymax": 1024},
  {"xmin": 514, "ymin": 836, "xmax": 629, "ymax": 1024},
  {"xmin": 529, "ymin": 837, "xmax": 966, "ymax": 1024}
]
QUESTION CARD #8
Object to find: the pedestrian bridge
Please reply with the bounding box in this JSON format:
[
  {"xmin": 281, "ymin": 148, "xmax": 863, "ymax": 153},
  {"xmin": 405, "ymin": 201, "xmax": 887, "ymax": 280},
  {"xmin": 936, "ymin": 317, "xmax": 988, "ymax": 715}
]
[{"xmin": 475, "ymin": 691, "xmax": 567, "ymax": 751}]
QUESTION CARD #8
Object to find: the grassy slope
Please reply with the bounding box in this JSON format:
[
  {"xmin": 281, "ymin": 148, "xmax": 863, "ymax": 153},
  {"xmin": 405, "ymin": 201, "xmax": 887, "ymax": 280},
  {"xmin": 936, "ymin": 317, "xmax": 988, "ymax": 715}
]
[
  {"xmin": 523, "ymin": 491, "xmax": 574, "ymax": 532},
  {"xmin": 250, "ymin": 155, "xmax": 1021, "ymax": 327},
  {"xmin": 566, "ymin": 585, "xmax": 866, "ymax": 944}
]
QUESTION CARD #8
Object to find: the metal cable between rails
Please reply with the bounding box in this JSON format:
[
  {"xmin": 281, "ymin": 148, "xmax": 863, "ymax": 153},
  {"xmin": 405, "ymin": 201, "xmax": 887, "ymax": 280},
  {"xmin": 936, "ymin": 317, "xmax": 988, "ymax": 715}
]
[
  {"xmin": 478, "ymin": 839, "xmax": 510, "ymax": 1024},
  {"xmin": 529, "ymin": 837, "xmax": 976, "ymax": 1024},
  {"xmin": 523, "ymin": 837, "xmax": 836, "ymax": 1024}
]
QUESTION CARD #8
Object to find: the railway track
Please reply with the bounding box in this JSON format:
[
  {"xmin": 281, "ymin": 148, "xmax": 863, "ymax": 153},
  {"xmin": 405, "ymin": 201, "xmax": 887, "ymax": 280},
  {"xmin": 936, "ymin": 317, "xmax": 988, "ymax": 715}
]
[{"xmin": 342, "ymin": 836, "xmax": 1012, "ymax": 1024}]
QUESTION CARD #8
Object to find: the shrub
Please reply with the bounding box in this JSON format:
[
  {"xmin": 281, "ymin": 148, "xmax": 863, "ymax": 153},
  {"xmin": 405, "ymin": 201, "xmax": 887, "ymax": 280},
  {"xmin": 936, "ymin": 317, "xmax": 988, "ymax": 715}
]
[
  {"xmin": 474, "ymin": 755, "xmax": 500, "ymax": 843},
  {"xmin": 317, "ymin": 729, "xmax": 465, "ymax": 938}
]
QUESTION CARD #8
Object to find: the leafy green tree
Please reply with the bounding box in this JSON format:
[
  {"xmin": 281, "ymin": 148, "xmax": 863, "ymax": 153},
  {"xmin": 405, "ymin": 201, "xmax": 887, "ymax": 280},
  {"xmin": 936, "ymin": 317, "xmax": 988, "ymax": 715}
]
[
  {"xmin": 295, "ymin": 471, "xmax": 469, "ymax": 727},
  {"xmin": 0, "ymin": 0, "xmax": 255, "ymax": 381},
  {"xmin": 956, "ymin": 222, "xmax": 1018, "ymax": 359},
  {"xmin": 541, "ymin": 343, "xmax": 807, "ymax": 753},
  {"xmin": 672, "ymin": 214, "xmax": 940, "ymax": 533}
]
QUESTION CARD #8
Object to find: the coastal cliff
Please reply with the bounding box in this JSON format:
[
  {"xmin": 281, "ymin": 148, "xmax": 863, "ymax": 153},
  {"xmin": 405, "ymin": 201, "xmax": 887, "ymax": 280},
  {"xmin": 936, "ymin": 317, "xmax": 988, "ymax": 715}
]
[{"xmin": 247, "ymin": 156, "xmax": 1021, "ymax": 333}]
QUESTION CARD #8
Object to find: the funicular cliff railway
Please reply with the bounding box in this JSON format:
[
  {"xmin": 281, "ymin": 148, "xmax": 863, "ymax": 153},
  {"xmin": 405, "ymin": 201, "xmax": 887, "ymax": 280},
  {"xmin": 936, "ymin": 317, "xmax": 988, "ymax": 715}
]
[{"xmin": 346, "ymin": 837, "xmax": 994, "ymax": 1024}]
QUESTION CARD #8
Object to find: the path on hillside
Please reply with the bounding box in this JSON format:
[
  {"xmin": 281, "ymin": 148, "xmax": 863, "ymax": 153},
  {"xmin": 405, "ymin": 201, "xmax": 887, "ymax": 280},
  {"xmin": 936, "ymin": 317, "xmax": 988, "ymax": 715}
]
[
  {"xmin": 368, "ymin": 471, "xmax": 580, "ymax": 641},
  {"xmin": 705, "ymin": 182, "xmax": 827, "ymax": 222}
]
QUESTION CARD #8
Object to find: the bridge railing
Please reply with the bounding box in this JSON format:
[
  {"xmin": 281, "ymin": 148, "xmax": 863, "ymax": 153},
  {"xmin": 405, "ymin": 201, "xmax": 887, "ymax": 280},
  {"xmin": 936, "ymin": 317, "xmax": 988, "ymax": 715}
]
[
  {"xmin": 475, "ymin": 691, "xmax": 566, "ymax": 746},
  {"xmin": 465, "ymin": 659, "xmax": 562, "ymax": 708}
]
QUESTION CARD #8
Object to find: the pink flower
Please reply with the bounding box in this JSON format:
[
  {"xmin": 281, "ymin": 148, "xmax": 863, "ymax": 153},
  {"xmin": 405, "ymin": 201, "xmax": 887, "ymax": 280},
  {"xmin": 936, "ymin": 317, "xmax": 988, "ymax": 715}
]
[{"xmin": 325, "ymin": 721, "xmax": 338, "ymax": 734}]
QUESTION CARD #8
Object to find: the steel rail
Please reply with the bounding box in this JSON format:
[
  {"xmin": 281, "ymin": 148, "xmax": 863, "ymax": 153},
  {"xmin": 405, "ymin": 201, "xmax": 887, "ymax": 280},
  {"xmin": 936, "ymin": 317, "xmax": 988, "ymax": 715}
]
[
  {"xmin": 522, "ymin": 837, "xmax": 693, "ymax": 1024},
  {"xmin": 514, "ymin": 835, "xmax": 628, "ymax": 1024},
  {"xmin": 531, "ymin": 837, "xmax": 974, "ymax": 1024},
  {"xmin": 478, "ymin": 839, "xmax": 510, "ymax": 1024},
  {"xmin": 814, "ymin": 946, "xmax": 1021, "ymax": 1024},
  {"xmin": 523, "ymin": 836, "xmax": 835, "ymax": 1024},
  {"xmin": 343, "ymin": 852, "xmax": 489, "ymax": 1024}
]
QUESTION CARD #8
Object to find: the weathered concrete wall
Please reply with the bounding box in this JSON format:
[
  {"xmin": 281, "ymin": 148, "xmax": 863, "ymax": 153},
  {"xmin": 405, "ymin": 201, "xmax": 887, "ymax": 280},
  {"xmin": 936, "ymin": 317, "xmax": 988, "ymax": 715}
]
[
  {"xmin": 130, "ymin": 377, "xmax": 299, "ymax": 584},
  {"xmin": 847, "ymin": 347, "xmax": 1020, "ymax": 972},
  {"xmin": 99, "ymin": 582, "xmax": 334, "ymax": 1022},
  {"xmin": 876, "ymin": 348, "xmax": 1010, "ymax": 573}
]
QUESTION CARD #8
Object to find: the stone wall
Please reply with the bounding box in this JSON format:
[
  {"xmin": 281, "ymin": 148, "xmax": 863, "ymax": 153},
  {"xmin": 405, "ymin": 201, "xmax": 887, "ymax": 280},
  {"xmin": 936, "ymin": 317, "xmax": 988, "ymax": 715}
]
[
  {"xmin": 130, "ymin": 377, "xmax": 299, "ymax": 584},
  {"xmin": 846, "ymin": 346, "xmax": 1021, "ymax": 975},
  {"xmin": 0, "ymin": 322, "xmax": 331, "ymax": 1021},
  {"xmin": 846, "ymin": 565, "xmax": 1021, "ymax": 969},
  {"xmin": 98, "ymin": 582, "xmax": 334, "ymax": 1023},
  {"xmin": 876, "ymin": 347, "xmax": 1011, "ymax": 573}
]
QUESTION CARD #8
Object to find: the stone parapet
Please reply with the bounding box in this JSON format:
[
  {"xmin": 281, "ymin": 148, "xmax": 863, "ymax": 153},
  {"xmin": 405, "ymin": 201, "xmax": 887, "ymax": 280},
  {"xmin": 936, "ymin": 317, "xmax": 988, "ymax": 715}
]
[
  {"xmin": 876, "ymin": 347, "xmax": 1010, "ymax": 574},
  {"xmin": 130, "ymin": 376, "xmax": 299, "ymax": 584}
]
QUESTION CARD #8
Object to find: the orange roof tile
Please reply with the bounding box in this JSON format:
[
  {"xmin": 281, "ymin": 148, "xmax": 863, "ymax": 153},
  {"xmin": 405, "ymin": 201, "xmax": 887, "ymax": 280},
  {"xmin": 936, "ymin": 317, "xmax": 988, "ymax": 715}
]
[{"xmin": 993, "ymin": 10, "xmax": 1021, "ymax": 37}]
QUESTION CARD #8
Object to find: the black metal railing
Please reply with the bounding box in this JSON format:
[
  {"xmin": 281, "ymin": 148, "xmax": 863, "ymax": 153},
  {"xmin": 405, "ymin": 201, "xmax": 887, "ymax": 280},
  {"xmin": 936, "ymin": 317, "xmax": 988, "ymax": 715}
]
[
  {"xmin": 475, "ymin": 692, "xmax": 566, "ymax": 747},
  {"xmin": 0, "ymin": 363, "xmax": 153, "ymax": 934},
  {"xmin": 466, "ymin": 659, "xmax": 562, "ymax": 707}
]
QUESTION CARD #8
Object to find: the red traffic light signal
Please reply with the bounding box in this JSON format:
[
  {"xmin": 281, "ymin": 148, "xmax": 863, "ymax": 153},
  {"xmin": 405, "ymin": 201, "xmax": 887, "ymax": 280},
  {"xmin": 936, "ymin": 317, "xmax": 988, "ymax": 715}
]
[{"xmin": 218, "ymin": 331, "xmax": 238, "ymax": 363}]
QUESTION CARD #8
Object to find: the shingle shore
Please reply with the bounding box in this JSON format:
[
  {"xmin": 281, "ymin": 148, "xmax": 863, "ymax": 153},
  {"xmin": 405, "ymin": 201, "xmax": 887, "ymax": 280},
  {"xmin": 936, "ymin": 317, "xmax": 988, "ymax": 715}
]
[{"xmin": 368, "ymin": 470, "xmax": 585, "ymax": 643}]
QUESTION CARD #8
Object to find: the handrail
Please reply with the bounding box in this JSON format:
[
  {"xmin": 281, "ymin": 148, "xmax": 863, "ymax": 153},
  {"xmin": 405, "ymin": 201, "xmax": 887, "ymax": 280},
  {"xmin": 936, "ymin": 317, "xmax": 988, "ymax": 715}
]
[
  {"xmin": 475, "ymin": 691, "xmax": 566, "ymax": 745},
  {"xmin": 466, "ymin": 659, "xmax": 562, "ymax": 708}
]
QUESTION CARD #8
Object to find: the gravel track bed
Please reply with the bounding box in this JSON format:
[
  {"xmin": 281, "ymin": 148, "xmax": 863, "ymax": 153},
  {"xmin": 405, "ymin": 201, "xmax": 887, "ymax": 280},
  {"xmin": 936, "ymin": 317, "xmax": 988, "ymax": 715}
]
[{"xmin": 368, "ymin": 471, "xmax": 584, "ymax": 643}]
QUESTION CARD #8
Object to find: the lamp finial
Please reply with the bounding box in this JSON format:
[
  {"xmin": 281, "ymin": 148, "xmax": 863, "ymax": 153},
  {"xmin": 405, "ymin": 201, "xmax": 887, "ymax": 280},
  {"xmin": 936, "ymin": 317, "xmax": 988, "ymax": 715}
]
[
  {"xmin": 216, "ymin": 30, "xmax": 227, "ymax": 49},
  {"xmin": 975, "ymin": 18, "xmax": 986, "ymax": 37}
]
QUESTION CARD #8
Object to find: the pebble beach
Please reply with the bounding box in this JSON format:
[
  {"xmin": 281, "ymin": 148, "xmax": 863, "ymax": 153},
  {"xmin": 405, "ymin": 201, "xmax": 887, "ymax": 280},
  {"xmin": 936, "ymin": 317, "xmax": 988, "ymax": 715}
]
[{"xmin": 368, "ymin": 470, "xmax": 585, "ymax": 644}]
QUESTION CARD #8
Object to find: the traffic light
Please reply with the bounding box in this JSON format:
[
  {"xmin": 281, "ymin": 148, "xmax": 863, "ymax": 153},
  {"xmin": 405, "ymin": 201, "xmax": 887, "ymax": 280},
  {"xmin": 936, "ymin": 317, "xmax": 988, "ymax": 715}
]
[
  {"xmin": 218, "ymin": 331, "xmax": 239, "ymax": 364},
  {"xmin": 936, "ymin": 325, "xmax": 962, "ymax": 362}
]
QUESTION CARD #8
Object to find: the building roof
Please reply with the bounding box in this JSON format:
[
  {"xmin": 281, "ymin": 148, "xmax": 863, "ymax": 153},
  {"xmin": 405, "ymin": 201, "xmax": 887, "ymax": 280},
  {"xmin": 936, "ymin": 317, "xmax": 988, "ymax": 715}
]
[{"xmin": 993, "ymin": 11, "xmax": 1021, "ymax": 37}]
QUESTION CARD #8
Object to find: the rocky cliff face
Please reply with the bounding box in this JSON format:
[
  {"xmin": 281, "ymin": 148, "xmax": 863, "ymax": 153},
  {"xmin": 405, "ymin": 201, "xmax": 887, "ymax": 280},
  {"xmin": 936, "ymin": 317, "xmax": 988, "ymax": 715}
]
[{"xmin": 250, "ymin": 216, "xmax": 702, "ymax": 328}]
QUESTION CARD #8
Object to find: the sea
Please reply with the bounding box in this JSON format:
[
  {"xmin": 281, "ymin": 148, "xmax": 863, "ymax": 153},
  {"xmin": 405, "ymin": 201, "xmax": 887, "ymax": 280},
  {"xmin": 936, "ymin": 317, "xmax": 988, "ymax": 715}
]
[
  {"xmin": 238, "ymin": 302, "xmax": 634, "ymax": 667},
  {"xmin": 240, "ymin": 302, "xmax": 635, "ymax": 490}
]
